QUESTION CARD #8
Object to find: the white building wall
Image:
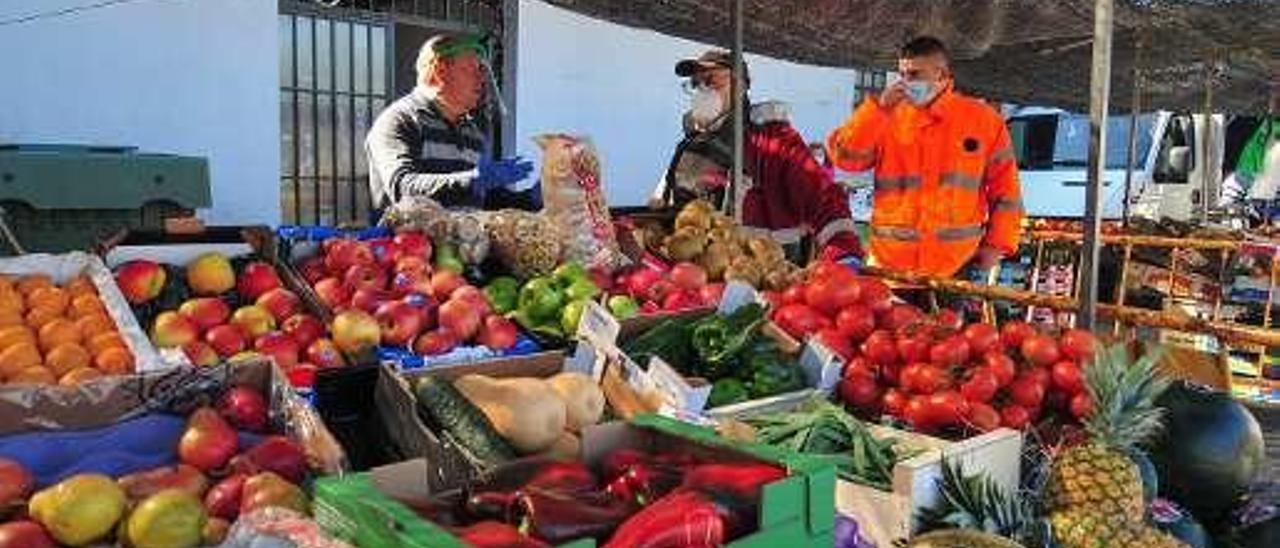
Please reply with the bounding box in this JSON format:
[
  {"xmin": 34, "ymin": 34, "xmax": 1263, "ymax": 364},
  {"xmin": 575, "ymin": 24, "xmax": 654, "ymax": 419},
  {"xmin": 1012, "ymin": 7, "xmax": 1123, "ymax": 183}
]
[
  {"xmin": 0, "ymin": 0, "xmax": 280, "ymax": 225},
  {"xmin": 516, "ymin": 0, "xmax": 863, "ymax": 207}
]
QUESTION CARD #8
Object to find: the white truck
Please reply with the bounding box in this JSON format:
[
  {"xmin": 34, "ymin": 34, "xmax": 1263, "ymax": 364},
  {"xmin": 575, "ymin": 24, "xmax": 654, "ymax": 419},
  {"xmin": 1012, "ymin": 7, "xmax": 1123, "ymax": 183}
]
[{"xmin": 1007, "ymin": 107, "xmax": 1226, "ymax": 221}]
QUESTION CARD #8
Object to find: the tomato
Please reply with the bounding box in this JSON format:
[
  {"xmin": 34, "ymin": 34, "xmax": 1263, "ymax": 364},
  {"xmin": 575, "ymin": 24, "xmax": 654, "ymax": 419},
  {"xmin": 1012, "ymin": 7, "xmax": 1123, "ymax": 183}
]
[
  {"xmin": 880, "ymin": 362, "xmax": 902, "ymax": 386},
  {"xmin": 856, "ymin": 277, "xmax": 894, "ymax": 315},
  {"xmin": 901, "ymin": 363, "xmax": 948, "ymax": 395},
  {"xmin": 843, "ymin": 356, "xmax": 876, "ymax": 381},
  {"xmin": 1051, "ymin": 360, "xmax": 1085, "ymax": 394},
  {"xmin": 982, "ymin": 351, "xmax": 1017, "ymax": 387},
  {"xmin": 903, "ymin": 397, "xmax": 932, "ymax": 430},
  {"xmin": 811, "ymin": 261, "xmax": 857, "ymax": 283},
  {"xmin": 772, "ymin": 303, "xmax": 830, "ymax": 339},
  {"xmin": 962, "ymin": 323, "xmax": 1001, "ymax": 355},
  {"xmin": 882, "ymin": 389, "xmax": 908, "ymax": 417},
  {"xmin": 860, "ymin": 330, "xmax": 900, "ymax": 366},
  {"xmin": 1020, "ymin": 334, "xmax": 1062, "ymax": 367},
  {"xmin": 897, "ymin": 335, "xmax": 932, "ymax": 365},
  {"xmin": 1069, "ymin": 392, "xmax": 1093, "ymax": 419},
  {"xmin": 966, "ymin": 402, "xmax": 1001, "ymax": 432},
  {"xmin": 815, "ymin": 328, "xmax": 854, "ymax": 360},
  {"xmin": 1000, "ymin": 321, "xmax": 1037, "ymax": 350},
  {"xmin": 781, "ymin": 283, "xmax": 807, "ymax": 305},
  {"xmin": 929, "ymin": 335, "xmax": 972, "ymax": 367},
  {"xmin": 1000, "ymin": 404, "xmax": 1033, "ymax": 429},
  {"xmin": 924, "ymin": 390, "xmax": 969, "ymax": 427},
  {"xmin": 1059, "ymin": 329, "xmax": 1098, "ymax": 364},
  {"xmin": 839, "ymin": 376, "xmax": 882, "ymax": 410},
  {"xmin": 1024, "ymin": 366, "xmax": 1052, "ymax": 389},
  {"xmin": 805, "ymin": 275, "xmax": 860, "ymax": 317},
  {"xmin": 882, "ymin": 304, "xmax": 926, "ymax": 331},
  {"xmin": 960, "ymin": 369, "xmax": 1000, "ymax": 403},
  {"xmin": 1009, "ymin": 375, "xmax": 1046, "ymax": 408},
  {"xmin": 835, "ymin": 305, "xmax": 877, "ymax": 343},
  {"xmin": 933, "ymin": 309, "xmax": 964, "ymax": 332}
]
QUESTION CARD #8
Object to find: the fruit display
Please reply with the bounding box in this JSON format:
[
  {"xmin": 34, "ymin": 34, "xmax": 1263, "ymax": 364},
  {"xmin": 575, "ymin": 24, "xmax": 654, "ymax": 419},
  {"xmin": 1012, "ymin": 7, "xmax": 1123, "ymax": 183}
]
[
  {"xmin": 116, "ymin": 253, "xmax": 338, "ymax": 385},
  {"xmin": 289, "ymin": 229, "xmax": 532, "ymax": 366},
  {"xmin": 652, "ymin": 200, "xmax": 804, "ymax": 291},
  {"xmin": 621, "ymin": 303, "xmax": 806, "ymax": 409},
  {"xmin": 0, "ymin": 272, "xmax": 136, "ymax": 386},
  {"xmin": 609, "ymin": 259, "xmax": 723, "ymax": 316}
]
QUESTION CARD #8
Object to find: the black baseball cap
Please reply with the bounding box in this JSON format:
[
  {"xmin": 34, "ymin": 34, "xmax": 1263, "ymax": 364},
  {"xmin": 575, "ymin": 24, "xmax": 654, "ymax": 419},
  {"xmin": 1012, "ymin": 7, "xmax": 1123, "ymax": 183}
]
[{"xmin": 675, "ymin": 50, "xmax": 749, "ymax": 83}]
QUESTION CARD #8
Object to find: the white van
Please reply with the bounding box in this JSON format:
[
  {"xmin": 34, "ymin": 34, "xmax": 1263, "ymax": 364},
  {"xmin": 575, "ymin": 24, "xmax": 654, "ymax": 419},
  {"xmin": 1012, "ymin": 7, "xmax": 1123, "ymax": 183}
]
[{"xmin": 1007, "ymin": 107, "xmax": 1226, "ymax": 221}]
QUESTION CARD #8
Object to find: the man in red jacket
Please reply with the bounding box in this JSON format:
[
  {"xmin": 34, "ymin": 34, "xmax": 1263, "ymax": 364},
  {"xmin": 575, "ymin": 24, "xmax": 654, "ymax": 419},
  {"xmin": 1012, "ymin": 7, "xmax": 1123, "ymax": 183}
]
[{"xmin": 652, "ymin": 50, "xmax": 862, "ymax": 263}]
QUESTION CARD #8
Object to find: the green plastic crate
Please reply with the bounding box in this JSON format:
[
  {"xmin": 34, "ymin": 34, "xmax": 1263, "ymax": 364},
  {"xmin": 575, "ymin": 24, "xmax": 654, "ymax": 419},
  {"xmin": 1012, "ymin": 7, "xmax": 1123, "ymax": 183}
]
[
  {"xmin": 0, "ymin": 144, "xmax": 210, "ymax": 254},
  {"xmin": 313, "ymin": 414, "xmax": 836, "ymax": 548}
]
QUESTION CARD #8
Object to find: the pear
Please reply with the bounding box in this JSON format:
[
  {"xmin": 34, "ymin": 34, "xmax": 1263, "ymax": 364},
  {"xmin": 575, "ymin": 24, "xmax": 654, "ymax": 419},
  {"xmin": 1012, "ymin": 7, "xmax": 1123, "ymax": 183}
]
[
  {"xmin": 125, "ymin": 489, "xmax": 206, "ymax": 548},
  {"xmin": 28, "ymin": 474, "xmax": 126, "ymax": 546}
]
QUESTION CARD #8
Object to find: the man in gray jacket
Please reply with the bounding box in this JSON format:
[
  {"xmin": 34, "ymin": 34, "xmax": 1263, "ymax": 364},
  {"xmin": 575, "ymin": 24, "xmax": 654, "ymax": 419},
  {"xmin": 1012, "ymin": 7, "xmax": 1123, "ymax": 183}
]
[{"xmin": 365, "ymin": 34, "xmax": 535, "ymax": 218}]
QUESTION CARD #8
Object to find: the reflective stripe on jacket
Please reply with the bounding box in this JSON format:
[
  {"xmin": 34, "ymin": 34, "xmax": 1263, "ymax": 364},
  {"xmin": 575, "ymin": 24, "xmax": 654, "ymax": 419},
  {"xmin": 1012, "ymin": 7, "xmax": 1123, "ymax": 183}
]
[{"xmin": 826, "ymin": 90, "xmax": 1023, "ymax": 277}]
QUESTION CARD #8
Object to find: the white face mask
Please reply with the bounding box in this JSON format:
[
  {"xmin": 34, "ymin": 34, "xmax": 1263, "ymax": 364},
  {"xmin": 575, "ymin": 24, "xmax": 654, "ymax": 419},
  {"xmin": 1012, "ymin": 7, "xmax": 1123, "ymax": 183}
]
[
  {"xmin": 689, "ymin": 86, "xmax": 725, "ymax": 129},
  {"xmin": 905, "ymin": 79, "xmax": 940, "ymax": 107}
]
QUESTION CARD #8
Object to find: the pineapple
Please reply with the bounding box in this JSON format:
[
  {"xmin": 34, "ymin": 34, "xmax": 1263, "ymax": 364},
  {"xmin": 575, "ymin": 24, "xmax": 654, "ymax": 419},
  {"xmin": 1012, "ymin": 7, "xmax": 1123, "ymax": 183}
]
[
  {"xmin": 917, "ymin": 460, "xmax": 1032, "ymax": 543},
  {"xmin": 1046, "ymin": 344, "xmax": 1185, "ymax": 547}
]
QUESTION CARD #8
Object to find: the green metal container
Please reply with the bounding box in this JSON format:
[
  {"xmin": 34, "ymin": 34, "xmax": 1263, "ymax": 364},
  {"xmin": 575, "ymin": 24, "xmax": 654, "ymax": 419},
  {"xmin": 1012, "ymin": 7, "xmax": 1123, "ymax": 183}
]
[{"xmin": 0, "ymin": 144, "xmax": 211, "ymax": 254}]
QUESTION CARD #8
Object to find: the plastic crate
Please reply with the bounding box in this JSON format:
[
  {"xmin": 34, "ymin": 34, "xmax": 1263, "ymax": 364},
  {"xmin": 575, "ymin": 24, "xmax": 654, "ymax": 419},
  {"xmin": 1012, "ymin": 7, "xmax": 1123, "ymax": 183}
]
[{"xmin": 0, "ymin": 144, "xmax": 210, "ymax": 254}]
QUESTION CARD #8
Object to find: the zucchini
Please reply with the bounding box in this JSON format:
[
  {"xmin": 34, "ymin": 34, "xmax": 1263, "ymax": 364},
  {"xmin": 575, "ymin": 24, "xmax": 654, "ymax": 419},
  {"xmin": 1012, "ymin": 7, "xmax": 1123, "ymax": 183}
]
[{"xmin": 413, "ymin": 376, "xmax": 516, "ymax": 467}]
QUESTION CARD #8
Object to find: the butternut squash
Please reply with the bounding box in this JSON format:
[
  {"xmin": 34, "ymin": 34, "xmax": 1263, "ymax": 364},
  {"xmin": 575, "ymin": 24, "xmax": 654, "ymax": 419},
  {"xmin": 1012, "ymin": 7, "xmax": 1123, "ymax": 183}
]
[
  {"xmin": 546, "ymin": 372, "xmax": 605, "ymax": 432},
  {"xmin": 454, "ymin": 375, "xmax": 567, "ymax": 454}
]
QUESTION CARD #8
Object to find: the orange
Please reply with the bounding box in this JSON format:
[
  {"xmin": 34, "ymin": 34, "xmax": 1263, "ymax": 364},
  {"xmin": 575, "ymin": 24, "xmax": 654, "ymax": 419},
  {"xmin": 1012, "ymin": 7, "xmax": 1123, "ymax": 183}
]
[
  {"xmin": 94, "ymin": 347, "xmax": 134, "ymax": 375},
  {"xmin": 59, "ymin": 367, "xmax": 103, "ymax": 387},
  {"xmin": 0, "ymin": 342, "xmax": 42, "ymax": 378},
  {"xmin": 38, "ymin": 319, "xmax": 81, "ymax": 352},
  {"xmin": 16, "ymin": 275, "xmax": 53, "ymax": 296},
  {"xmin": 0, "ymin": 326, "xmax": 35, "ymax": 351},
  {"xmin": 0, "ymin": 275, "xmax": 13, "ymax": 292},
  {"xmin": 24, "ymin": 306, "xmax": 62, "ymax": 330},
  {"xmin": 8, "ymin": 366, "xmax": 56, "ymax": 385},
  {"xmin": 26, "ymin": 287, "xmax": 69, "ymax": 316},
  {"xmin": 69, "ymin": 294, "xmax": 107, "ymax": 318},
  {"xmin": 76, "ymin": 314, "xmax": 115, "ymax": 339},
  {"xmin": 45, "ymin": 343, "xmax": 90, "ymax": 376},
  {"xmin": 65, "ymin": 276, "xmax": 97, "ymax": 297},
  {"xmin": 0, "ymin": 291, "xmax": 25, "ymax": 314},
  {"xmin": 0, "ymin": 310, "xmax": 24, "ymax": 328},
  {"xmin": 88, "ymin": 332, "xmax": 127, "ymax": 355}
]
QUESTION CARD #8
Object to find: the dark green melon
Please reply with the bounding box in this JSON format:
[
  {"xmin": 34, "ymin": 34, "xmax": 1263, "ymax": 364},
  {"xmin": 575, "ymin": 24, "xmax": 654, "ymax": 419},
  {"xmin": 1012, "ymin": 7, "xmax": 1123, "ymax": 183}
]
[{"xmin": 1237, "ymin": 514, "xmax": 1280, "ymax": 548}]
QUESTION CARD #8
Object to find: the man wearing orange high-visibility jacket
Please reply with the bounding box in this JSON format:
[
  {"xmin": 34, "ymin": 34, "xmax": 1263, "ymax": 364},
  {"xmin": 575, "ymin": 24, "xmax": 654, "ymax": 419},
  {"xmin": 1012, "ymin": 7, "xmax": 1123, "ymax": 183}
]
[{"xmin": 827, "ymin": 36, "xmax": 1024, "ymax": 278}]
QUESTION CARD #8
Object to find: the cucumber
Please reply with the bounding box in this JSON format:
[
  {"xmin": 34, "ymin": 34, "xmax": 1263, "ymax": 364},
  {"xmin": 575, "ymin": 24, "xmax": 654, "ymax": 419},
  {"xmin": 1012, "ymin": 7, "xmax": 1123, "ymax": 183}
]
[{"xmin": 413, "ymin": 376, "xmax": 516, "ymax": 467}]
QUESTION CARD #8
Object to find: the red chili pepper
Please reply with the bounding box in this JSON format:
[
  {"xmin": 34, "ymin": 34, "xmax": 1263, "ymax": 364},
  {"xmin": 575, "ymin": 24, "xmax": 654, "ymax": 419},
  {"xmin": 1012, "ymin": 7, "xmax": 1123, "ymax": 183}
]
[
  {"xmin": 465, "ymin": 491, "xmax": 520, "ymax": 522},
  {"xmin": 681, "ymin": 463, "xmax": 786, "ymax": 502},
  {"xmin": 602, "ymin": 449, "xmax": 651, "ymax": 480},
  {"xmin": 524, "ymin": 461, "xmax": 598, "ymax": 494},
  {"xmin": 516, "ymin": 489, "xmax": 634, "ymax": 544},
  {"xmin": 603, "ymin": 489, "xmax": 726, "ymax": 548},
  {"xmin": 604, "ymin": 462, "xmax": 684, "ymax": 507},
  {"xmin": 456, "ymin": 521, "xmax": 550, "ymax": 548}
]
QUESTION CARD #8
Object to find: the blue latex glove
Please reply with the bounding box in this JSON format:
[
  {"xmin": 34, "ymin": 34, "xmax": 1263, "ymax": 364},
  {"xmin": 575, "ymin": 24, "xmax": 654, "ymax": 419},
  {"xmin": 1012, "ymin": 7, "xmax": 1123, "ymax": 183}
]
[{"xmin": 475, "ymin": 157, "xmax": 534, "ymax": 190}]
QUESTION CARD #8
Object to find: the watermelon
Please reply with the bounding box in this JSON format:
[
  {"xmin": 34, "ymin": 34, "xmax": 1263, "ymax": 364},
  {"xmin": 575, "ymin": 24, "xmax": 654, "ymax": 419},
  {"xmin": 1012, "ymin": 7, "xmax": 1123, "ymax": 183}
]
[
  {"xmin": 1237, "ymin": 514, "xmax": 1280, "ymax": 548},
  {"xmin": 1149, "ymin": 382, "xmax": 1266, "ymax": 525}
]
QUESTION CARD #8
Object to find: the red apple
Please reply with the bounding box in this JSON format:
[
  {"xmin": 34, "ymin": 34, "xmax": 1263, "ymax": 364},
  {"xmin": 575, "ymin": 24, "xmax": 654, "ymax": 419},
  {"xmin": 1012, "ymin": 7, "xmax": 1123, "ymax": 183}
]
[
  {"xmin": 296, "ymin": 256, "xmax": 328, "ymax": 284},
  {"xmin": 331, "ymin": 310, "xmax": 381, "ymax": 354},
  {"xmin": 151, "ymin": 311, "xmax": 200, "ymax": 348},
  {"xmin": 178, "ymin": 297, "xmax": 232, "ymax": 332},
  {"xmin": 393, "ymin": 231, "xmax": 431, "ymax": 261},
  {"xmin": 698, "ymin": 283, "xmax": 726, "ymax": 306},
  {"xmin": 256, "ymin": 288, "xmax": 301, "ymax": 322},
  {"xmin": 401, "ymin": 293, "xmax": 438, "ymax": 332},
  {"xmin": 237, "ymin": 262, "xmax": 282, "ymax": 301},
  {"xmin": 389, "ymin": 269, "xmax": 425, "ymax": 297},
  {"xmin": 367, "ymin": 237, "xmax": 400, "ymax": 269},
  {"xmin": 414, "ymin": 329, "xmax": 459, "ymax": 356},
  {"xmin": 305, "ymin": 338, "xmax": 346, "ymax": 368},
  {"xmin": 114, "ymin": 260, "xmax": 166, "ymax": 304},
  {"xmin": 281, "ymin": 314, "xmax": 325, "ymax": 348},
  {"xmin": 254, "ymin": 331, "xmax": 301, "ymax": 369},
  {"xmin": 312, "ymin": 277, "xmax": 350, "ymax": 310},
  {"xmin": 286, "ymin": 363, "xmax": 318, "ymax": 388},
  {"xmin": 323, "ymin": 239, "xmax": 374, "ymax": 274},
  {"xmin": 394, "ymin": 255, "xmax": 430, "ymax": 275},
  {"xmin": 205, "ymin": 325, "xmax": 248, "ymax": 357},
  {"xmin": 429, "ymin": 270, "xmax": 467, "ymax": 302},
  {"xmin": 0, "ymin": 520, "xmax": 56, "ymax": 548},
  {"xmin": 217, "ymin": 386, "xmax": 269, "ymax": 433},
  {"xmin": 343, "ymin": 264, "xmax": 387, "ymax": 293},
  {"xmin": 0, "ymin": 457, "xmax": 34, "ymax": 511},
  {"xmin": 182, "ymin": 341, "xmax": 221, "ymax": 367},
  {"xmin": 437, "ymin": 298, "xmax": 481, "ymax": 341},
  {"xmin": 450, "ymin": 285, "xmax": 492, "ymax": 317},
  {"xmin": 669, "ymin": 262, "xmax": 708, "ymax": 291},
  {"xmin": 477, "ymin": 315, "xmax": 518, "ymax": 351},
  {"xmin": 375, "ymin": 301, "xmax": 425, "ymax": 346},
  {"xmin": 231, "ymin": 305, "xmax": 276, "ymax": 339},
  {"xmin": 349, "ymin": 287, "xmax": 391, "ymax": 314}
]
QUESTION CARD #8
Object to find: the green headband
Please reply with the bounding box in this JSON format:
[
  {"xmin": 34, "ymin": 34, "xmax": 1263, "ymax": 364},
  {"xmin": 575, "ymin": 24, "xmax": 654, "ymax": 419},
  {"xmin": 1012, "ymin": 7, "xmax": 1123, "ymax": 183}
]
[{"xmin": 434, "ymin": 34, "xmax": 489, "ymax": 60}]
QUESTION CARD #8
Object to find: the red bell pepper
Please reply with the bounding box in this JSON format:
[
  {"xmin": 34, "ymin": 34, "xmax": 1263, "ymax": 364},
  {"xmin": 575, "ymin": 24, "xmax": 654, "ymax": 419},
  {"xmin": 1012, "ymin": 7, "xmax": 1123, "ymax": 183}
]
[
  {"xmin": 524, "ymin": 461, "xmax": 598, "ymax": 494},
  {"xmin": 605, "ymin": 462, "xmax": 684, "ymax": 507},
  {"xmin": 680, "ymin": 463, "xmax": 785, "ymax": 502},
  {"xmin": 455, "ymin": 521, "xmax": 549, "ymax": 548},
  {"xmin": 603, "ymin": 489, "xmax": 725, "ymax": 548}
]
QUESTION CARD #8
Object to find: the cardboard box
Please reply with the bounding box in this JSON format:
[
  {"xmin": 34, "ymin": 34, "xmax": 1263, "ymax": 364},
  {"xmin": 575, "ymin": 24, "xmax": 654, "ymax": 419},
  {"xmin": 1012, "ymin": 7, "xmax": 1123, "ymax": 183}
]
[
  {"xmin": 0, "ymin": 251, "xmax": 163, "ymax": 371},
  {"xmin": 314, "ymin": 414, "xmax": 835, "ymax": 548}
]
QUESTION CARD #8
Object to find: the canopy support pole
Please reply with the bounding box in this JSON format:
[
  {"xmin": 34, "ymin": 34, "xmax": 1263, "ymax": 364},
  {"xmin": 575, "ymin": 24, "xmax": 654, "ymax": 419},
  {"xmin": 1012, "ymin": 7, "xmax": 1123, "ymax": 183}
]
[
  {"xmin": 1078, "ymin": 0, "xmax": 1114, "ymax": 330},
  {"xmin": 1201, "ymin": 65, "xmax": 1215, "ymax": 225},
  {"xmin": 727, "ymin": 0, "xmax": 745, "ymax": 217},
  {"xmin": 1122, "ymin": 38, "xmax": 1143, "ymax": 227}
]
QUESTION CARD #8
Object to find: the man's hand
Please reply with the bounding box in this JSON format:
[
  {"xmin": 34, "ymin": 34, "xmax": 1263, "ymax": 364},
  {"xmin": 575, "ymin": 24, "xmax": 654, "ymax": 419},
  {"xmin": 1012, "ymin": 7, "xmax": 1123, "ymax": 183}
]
[
  {"xmin": 973, "ymin": 246, "xmax": 1004, "ymax": 271},
  {"xmin": 878, "ymin": 80, "xmax": 909, "ymax": 110}
]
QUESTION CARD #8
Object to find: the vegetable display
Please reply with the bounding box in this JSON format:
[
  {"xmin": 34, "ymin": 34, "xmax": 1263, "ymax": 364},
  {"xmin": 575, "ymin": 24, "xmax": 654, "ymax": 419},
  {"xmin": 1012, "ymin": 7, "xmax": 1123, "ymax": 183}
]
[
  {"xmin": 508, "ymin": 262, "xmax": 602, "ymax": 339},
  {"xmin": 622, "ymin": 304, "xmax": 806, "ymax": 407}
]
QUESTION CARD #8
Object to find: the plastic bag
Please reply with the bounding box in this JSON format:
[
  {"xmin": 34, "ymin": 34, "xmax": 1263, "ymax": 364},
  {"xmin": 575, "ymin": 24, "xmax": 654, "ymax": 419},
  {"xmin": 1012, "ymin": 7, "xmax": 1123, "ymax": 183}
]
[
  {"xmin": 535, "ymin": 135, "xmax": 628, "ymax": 273},
  {"xmin": 220, "ymin": 507, "xmax": 353, "ymax": 548}
]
